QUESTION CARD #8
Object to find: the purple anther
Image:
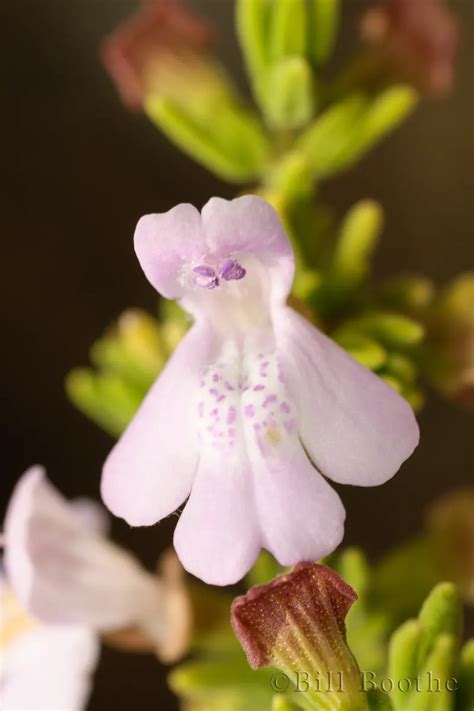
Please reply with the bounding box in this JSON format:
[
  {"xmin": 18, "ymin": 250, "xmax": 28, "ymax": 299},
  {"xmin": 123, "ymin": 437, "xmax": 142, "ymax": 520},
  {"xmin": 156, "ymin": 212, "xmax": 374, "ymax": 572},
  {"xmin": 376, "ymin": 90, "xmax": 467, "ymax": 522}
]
[
  {"xmin": 193, "ymin": 265, "xmax": 219, "ymax": 289},
  {"xmin": 219, "ymin": 259, "xmax": 246, "ymax": 281}
]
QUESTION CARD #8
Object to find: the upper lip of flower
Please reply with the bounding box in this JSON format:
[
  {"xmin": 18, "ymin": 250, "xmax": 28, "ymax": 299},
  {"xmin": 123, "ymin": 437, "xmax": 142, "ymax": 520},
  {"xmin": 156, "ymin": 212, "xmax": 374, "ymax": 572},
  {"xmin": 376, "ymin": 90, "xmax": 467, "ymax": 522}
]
[{"xmin": 101, "ymin": 195, "xmax": 420, "ymax": 587}]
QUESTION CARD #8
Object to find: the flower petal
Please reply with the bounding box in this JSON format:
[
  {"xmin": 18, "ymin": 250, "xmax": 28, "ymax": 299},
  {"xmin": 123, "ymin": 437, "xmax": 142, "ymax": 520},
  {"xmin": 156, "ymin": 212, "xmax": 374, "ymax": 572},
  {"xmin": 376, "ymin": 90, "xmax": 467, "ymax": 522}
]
[
  {"xmin": 201, "ymin": 196, "xmax": 294, "ymax": 304},
  {"xmin": 1, "ymin": 618, "xmax": 99, "ymax": 711},
  {"xmin": 173, "ymin": 451, "xmax": 261, "ymax": 585},
  {"xmin": 102, "ymin": 323, "xmax": 213, "ymax": 526},
  {"xmin": 134, "ymin": 202, "xmax": 206, "ymax": 298},
  {"xmin": 275, "ymin": 308, "xmax": 420, "ymax": 486},
  {"xmin": 4, "ymin": 467, "xmax": 163, "ymax": 630},
  {"xmin": 251, "ymin": 439, "xmax": 345, "ymax": 567}
]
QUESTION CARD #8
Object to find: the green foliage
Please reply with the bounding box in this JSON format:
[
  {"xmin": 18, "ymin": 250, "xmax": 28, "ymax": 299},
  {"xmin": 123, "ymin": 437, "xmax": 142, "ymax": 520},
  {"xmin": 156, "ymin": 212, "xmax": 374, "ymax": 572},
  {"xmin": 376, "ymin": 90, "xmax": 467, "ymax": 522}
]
[
  {"xmin": 307, "ymin": 0, "xmax": 340, "ymax": 66},
  {"xmin": 66, "ymin": 306, "xmax": 188, "ymax": 436},
  {"xmin": 73, "ymin": 0, "xmax": 470, "ymax": 435},
  {"xmin": 171, "ymin": 545, "xmax": 472, "ymax": 711},
  {"xmin": 146, "ymin": 93, "xmax": 270, "ymax": 183},
  {"xmin": 457, "ymin": 640, "xmax": 474, "ymax": 710},
  {"xmin": 387, "ymin": 584, "xmax": 462, "ymax": 711}
]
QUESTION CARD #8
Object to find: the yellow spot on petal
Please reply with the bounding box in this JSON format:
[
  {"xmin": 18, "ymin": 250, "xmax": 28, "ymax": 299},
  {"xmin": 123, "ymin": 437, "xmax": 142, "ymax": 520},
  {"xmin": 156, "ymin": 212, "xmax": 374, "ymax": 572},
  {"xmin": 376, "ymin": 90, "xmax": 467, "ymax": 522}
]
[
  {"xmin": 265, "ymin": 426, "xmax": 282, "ymax": 446},
  {"xmin": 0, "ymin": 586, "xmax": 37, "ymax": 652}
]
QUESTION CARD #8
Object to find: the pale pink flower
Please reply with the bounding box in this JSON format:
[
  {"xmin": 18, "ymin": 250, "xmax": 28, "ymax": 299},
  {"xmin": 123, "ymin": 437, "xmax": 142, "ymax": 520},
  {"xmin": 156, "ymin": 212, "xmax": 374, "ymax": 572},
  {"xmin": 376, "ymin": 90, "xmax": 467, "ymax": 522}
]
[
  {"xmin": 1, "ymin": 466, "xmax": 191, "ymax": 707},
  {"xmin": 102, "ymin": 196, "xmax": 419, "ymax": 585},
  {"xmin": 1, "ymin": 579, "xmax": 98, "ymax": 711}
]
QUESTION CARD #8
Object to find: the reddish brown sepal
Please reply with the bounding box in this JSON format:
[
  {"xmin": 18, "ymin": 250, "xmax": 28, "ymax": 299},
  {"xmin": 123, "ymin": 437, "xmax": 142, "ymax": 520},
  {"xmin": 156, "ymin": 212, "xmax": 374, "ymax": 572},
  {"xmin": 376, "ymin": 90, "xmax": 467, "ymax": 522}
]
[
  {"xmin": 102, "ymin": 0, "xmax": 215, "ymax": 109},
  {"xmin": 361, "ymin": 0, "xmax": 459, "ymax": 96},
  {"xmin": 231, "ymin": 562, "xmax": 357, "ymax": 670}
]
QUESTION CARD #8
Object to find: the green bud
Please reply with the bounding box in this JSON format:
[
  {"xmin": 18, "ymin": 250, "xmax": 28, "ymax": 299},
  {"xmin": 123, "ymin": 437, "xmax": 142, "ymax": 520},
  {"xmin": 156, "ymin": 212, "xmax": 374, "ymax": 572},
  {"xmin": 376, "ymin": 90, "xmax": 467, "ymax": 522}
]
[
  {"xmin": 266, "ymin": 57, "xmax": 314, "ymax": 129},
  {"xmin": 367, "ymin": 690, "xmax": 394, "ymax": 711},
  {"xmin": 372, "ymin": 536, "xmax": 441, "ymax": 626},
  {"xmin": 388, "ymin": 620, "xmax": 423, "ymax": 710},
  {"xmin": 307, "ymin": 0, "xmax": 341, "ymax": 66},
  {"xmin": 380, "ymin": 374, "xmax": 403, "ymax": 394},
  {"xmin": 330, "ymin": 199, "xmax": 383, "ymax": 292},
  {"xmin": 332, "ymin": 332, "xmax": 387, "ymax": 370},
  {"xmin": 159, "ymin": 301, "xmax": 190, "ymax": 353},
  {"xmin": 90, "ymin": 310, "xmax": 164, "ymax": 391},
  {"xmin": 351, "ymin": 86, "xmax": 418, "ymax": 163},
  {"xmin": 266, "ymin": 151, "xmax": 312, "ymax": 201},
  {"xmin": 236, "ymin": 0, "xmax": 271, "ymax": 108},
  {"xmin": 292, "ymin": 267, "xmax": 322, "ymax": 301},
  {"xmin": 382, "ymin": 353, "xmax": 417, "ymax": 385},
  {"xmin": 427, "ymin": 489, "xmax": 474, "ymax": 606},
  {"xmin": 457, "ymin": 639, "xmax": 474, "ymax": 710},
  {"xmin": 145, "ymin": 93, "xmax": 270, "ymax": 183},
  {"xmin": 380, "ymin": 276, "xmax": 434, "ymax": 313},
  {"xmin": 416, "ymin": 583, "xmax": 462, "ymax": 664},
  {"xmin": 410, "ymin": 634, "xmax": 457, "ymax": 711},
  {"xmin": 65, "ymin": 369, "xmax": 143, "ymax": 437},
  {"xmin": 269, "ymin": 0, "xmax": 306, "ymax": 62},
  {"xmin": 336, "ymin": 548, "xmax": 371, "ymax": 596},
  {"xmin": 271, "ymin": 696, "xmax": 300, "ymax": 711},
  {"xmin": 296, "ymin": 94, "xmax": 368, "ymax": 178},
  {"xmin": 401, "ymin": 385, "xmax": 425, "ymax": 413},
  {"xmin": 341, "ymin": 312, "xmax": 425, "ymax": 349}
]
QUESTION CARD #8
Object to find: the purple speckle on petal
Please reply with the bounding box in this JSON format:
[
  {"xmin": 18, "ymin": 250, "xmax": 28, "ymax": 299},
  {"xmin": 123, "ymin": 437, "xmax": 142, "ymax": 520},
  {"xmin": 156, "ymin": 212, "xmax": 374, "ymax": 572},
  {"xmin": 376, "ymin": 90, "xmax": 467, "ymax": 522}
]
[
  {"xmin": 224, "ymin": 381, "xmax": 235, "ymax": 391},
  {"xmin": 263, "ymin": 395, "xmax": 278, "ymax": 408},
  {"xmin": 253, "ymin": 384, "xmax": 265, "ymax": 392},
  {"xmin": 244, "ymin": 405, "xmax": 255, "ymax": 418},
  {"xmin": 211, "ymin": 408, "xmax": 218, "ymax": 417},
  {"xmin": 217, "ymin": 394, "xmax": 226, "ymax": 402},
  {"xmin": 193, "ymin": 265, "xmax": 219, "ymax": 290},
  {"xmin": 212, "ymin": 373, "xmax": 220, "ymax": 382},
  {"xmin": 280, "ymin": 402, "xmax": 291, "ymax": 414},
  {"xmin": 219, "ymin": 259, "xmax": 246, "ymax": 281},
  {"xmin": 227, "ymin": 407, "xmax": 237, "ymax": 424}
]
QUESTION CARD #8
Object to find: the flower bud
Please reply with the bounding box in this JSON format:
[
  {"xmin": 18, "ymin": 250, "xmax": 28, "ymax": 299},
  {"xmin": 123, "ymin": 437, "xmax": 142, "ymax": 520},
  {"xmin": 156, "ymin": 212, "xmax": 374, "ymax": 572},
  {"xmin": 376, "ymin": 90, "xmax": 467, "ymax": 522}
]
[
  {"xmin": 102, "ymin": 0, "xmax": 215, "ymax": 110},
  {"xmin": 427, "ymin": 488, "xmax": 474, "ymax": 605},
  {"xmin": 361, "ymin": 0, "xmax": 458, "ymax": 96},
  {"xmin": 231, "ymin": 563, "xmax": 368, "ymax": 709},
  {"xmin": 424, "ymin": 273, "xmax": 474, "ymax": 407}
]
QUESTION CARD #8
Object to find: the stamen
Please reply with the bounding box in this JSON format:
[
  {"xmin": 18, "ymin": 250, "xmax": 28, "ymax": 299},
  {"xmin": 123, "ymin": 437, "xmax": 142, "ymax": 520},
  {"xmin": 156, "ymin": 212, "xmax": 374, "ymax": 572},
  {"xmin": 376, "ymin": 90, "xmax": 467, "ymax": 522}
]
[
  {"xmin": 193, "ymin": 265, "xmax": 219, "ymax": 289},
  {"xmin": 219, "ymin": 259, "xmax": 246, "ymax": 281}
]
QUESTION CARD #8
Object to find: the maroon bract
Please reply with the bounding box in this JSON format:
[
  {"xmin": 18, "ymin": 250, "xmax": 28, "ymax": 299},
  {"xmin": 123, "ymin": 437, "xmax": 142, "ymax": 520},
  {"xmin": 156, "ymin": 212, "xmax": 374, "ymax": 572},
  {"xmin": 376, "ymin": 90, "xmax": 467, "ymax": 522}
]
[
  {"xmin": 102, "ymin": 0, "xmax": 215, "ymax": 109},
  {"xmin": 361, "ymin": 0, "xmax": 459, "ymax": 96},
  {"xmin": 231, "ymin": 563, "xmax": 357, "ymax": 670}
]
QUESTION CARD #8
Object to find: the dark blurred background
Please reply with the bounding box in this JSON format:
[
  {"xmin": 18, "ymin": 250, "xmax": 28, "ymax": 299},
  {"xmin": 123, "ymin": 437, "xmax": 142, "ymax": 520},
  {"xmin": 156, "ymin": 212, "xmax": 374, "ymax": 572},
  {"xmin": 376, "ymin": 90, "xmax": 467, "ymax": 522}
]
[{"xmin": 1, "ymin": 1, "xmax": 473, "ymax": 709}]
